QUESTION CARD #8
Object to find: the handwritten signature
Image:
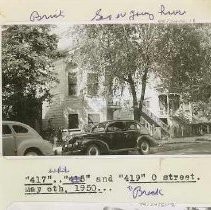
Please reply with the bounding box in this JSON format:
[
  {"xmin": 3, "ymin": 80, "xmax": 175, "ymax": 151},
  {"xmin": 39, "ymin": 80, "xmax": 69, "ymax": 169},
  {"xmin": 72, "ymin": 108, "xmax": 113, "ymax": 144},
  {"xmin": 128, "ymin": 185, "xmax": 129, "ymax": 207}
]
[
  {"xmin": 30, "ymin": 10, "xmax": 64, "ymax": 22},
  {"xmin": 128, "ymin": 185, "xmax": 164, "ymax": 199},
  {"xmin": 91, "ymin": 5, "xmax": 186, "ymax": 22}
]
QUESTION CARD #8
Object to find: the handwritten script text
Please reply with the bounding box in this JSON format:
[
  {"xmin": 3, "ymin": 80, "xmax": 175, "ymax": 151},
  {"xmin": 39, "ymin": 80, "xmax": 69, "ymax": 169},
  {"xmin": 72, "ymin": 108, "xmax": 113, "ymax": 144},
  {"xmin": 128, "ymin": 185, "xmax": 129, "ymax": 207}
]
[
  {"xmin": 91, "ymin": 5, "xmax": 187, "ymax": 22},
  {"xmin": 128, "ymin": 185, "xmax": 164, "ymax": 199},
  {"xmin": 30, "ymin": 10, "xmax": 64, "ymax": 22}
]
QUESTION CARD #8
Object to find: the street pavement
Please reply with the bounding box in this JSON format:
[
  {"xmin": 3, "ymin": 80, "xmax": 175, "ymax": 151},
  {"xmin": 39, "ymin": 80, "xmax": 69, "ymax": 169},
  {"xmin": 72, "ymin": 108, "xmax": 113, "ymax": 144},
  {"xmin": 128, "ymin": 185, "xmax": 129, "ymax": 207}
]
[
  {"xmin": 151, "ymin": 134, "xmax": 211, "ymax": 155},
  {"xmin": 151, "ymin": 142, "xmax": 211, "ymax": 155},
  {"xmin": 128, "ymin": 134, "xmax": 211, "ymax": 155}
]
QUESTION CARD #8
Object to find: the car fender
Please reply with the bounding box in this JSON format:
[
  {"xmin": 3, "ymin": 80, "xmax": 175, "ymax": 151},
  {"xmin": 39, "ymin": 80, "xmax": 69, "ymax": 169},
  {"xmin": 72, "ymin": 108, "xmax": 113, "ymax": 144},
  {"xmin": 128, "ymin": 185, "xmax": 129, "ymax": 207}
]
[
  {"xmin": 137, "ymin": 135, "xmax": 158, "ymax": 147},
  {"xmin": 81, "ymin": 139, "xmax": 109, "ymax": 153},
  {"xmin": 17, "ymin": 139, "xmax": 44, "ymax": 155}
]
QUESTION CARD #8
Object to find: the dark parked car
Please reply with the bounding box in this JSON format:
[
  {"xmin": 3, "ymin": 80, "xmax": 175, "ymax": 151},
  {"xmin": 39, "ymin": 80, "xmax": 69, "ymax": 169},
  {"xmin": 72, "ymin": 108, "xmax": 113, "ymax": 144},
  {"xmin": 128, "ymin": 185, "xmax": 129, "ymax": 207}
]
[{"xmin": 62, "ymin": 120, "xmax": 158, "ymax": 155}]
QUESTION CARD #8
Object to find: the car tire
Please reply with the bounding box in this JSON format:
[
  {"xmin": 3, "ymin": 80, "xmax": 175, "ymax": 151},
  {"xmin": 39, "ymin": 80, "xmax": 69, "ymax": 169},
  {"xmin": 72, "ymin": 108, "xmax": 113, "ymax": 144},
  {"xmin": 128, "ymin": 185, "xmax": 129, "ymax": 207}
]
[
  {"xmin": 138, "ymin": 140, "xmax": 150, "ymax": 155},
  {"xmin": 24, "ymin": 151, "xmax": 40, "ymax": 156},
  {"xmin": 86, "ymin": 144, "xmax": 101, "ymax": 155}
]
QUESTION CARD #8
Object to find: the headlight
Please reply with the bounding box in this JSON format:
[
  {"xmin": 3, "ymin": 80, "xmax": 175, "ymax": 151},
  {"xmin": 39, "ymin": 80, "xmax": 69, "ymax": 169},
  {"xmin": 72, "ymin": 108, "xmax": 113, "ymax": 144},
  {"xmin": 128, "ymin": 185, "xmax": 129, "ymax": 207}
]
[
  {"xmin": 63, "ymin": 143, "xmax": 73, "ymax": 150},
  {"xmin": 74, "ymin": 142, "xmax": 79, "ymax": 146},
  {"xmin": 73, "ymin": 141, "xmax": 83, "ymax": 148}
]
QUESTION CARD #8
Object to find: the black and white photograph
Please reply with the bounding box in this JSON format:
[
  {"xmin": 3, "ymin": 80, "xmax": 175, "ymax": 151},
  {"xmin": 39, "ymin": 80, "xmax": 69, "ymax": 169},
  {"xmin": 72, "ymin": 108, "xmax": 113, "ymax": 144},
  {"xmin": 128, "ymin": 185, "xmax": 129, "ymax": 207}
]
[
  {"xmin": 7, "ymin": 202, "xmax": 211, "ymax": 210},
  {"xmin": 2, "ymin": 23, "xmax": 211, "ymax": 156}
]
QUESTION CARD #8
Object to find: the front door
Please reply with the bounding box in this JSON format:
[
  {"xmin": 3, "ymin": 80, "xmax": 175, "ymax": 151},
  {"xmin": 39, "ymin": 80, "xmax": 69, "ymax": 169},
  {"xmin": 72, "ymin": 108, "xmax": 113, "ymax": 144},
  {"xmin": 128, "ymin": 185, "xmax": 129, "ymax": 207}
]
[
  {"xmin": 2, "ymin": 124, "xmax": 17, "ymax": 156},
  {"xmin": 106, "ymin": 121, "xmax": 126, "ymax": 150}
]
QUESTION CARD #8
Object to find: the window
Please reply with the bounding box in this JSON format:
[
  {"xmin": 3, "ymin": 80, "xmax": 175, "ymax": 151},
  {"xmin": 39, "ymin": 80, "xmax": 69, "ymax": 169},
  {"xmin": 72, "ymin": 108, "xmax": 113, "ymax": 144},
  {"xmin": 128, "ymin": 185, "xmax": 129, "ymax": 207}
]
[
  {"xmin": 68, "ymin": 114, "xmax": 79, "ymax": 129},
  {"xmin": 88, "ymin": 114, "xmax": 100, "ymax": 125},
  {"xmin": 107, "ymin": 122, "xmax": 125, "ymax": 132},
  {"xmin": 159, "ymin": 94, "xmax": 167, "ymax": 114},
  {"xmin": 2, "ymin": 125, "xmax": 12, "ymax": 135},
  {"xmin": 87, "ymin": 73, "xmax": 99, "ymax": 96},
  {"xmin": 126, "ymin": 122, "xmax": 141, "ymax": 131},
  {"xmin": 68, "ymin": 72, "xmax": 77, "ymax": 96},
  {"xmin": 92, "ymin": 123, "xmax": 106, "ymax": 133},
  {"xmin": 144, "ymin": 100, "xmax": 150, "ymax": 108},
  {"xmin": 13, "ymin": 125, "xmax": 28, "ymax": 133},
  {"xmin": 169, "ymin": 94, "xmax": 180, "ymax": 113}
]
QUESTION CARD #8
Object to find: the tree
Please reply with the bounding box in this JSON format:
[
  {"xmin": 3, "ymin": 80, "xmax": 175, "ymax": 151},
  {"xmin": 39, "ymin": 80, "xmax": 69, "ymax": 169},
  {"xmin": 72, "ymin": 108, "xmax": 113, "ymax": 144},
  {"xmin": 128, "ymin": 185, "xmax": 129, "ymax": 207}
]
[
  {"xmin": 155, "ymin": 24, "xmax": 211, "ymax": 119},
  {"xmin": 2, "ymin": 25, "xmax": 61, "ymax": 130},
  {"xmin": 71, "ymin": 24, "xmax": 165, "ymax": 121},
  {"xmin": 69, "ymin": 24, "xmax": 211, "ymax": 122}
]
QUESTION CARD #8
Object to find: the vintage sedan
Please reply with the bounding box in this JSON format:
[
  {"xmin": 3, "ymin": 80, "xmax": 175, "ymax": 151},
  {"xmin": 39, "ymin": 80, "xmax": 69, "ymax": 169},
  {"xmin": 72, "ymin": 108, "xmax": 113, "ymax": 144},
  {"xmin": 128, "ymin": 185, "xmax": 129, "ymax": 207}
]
[
  {"xmin": 2, "ymin": 121, "xmax": 54, "ymax": 156},
  {"xmin": 62, "ymin": 120, "xmax": 158, "ymax": 155}
]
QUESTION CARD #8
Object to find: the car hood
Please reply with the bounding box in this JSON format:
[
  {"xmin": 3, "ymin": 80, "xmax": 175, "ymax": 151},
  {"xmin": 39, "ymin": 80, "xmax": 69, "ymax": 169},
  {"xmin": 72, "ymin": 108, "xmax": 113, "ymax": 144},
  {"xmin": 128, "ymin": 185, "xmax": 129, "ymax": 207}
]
[
  {"xmin": 72, "ymin": 132, "xmax": 96, "ymax": 138},
  {"xmin": 67, "ymin": 132, "xmax": 95, "ymax": 141}
]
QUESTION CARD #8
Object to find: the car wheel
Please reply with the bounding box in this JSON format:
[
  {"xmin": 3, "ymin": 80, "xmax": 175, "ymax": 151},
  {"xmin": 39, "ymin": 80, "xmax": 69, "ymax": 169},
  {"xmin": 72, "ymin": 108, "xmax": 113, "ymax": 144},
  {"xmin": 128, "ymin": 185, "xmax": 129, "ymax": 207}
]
[
  {"xmin": 138, "ymin": 140, "xmax": 150, "ymax": 155},
  {"xmin": 24, "ymin": 151, "xmax": 39, "ymax": 156},
  {"xmin": 86, "ymin": 144, "xmax": 101, "ymax": 155}
]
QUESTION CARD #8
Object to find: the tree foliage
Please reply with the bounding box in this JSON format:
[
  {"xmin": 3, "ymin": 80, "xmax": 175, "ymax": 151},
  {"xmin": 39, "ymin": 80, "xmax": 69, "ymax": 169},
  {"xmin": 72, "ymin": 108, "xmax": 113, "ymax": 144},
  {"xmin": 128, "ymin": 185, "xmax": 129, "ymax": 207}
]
[
  {"xmin": 156, "ymin": 24, "xmax": 211, "ymax": 101},
  {"xmin": 155, "ymin": 24, "xmax": 211, "ymax": 119},
  {"xmin": 71, "ymin": 24, "xmax": 211, "ymax": 121},
  {"xmin": 71, "ymin": 24, "xmax": 164, "ymax": 121},
  {"xmin": 2, "ymin": 25, "xmax": 60, "ymax": 129}
]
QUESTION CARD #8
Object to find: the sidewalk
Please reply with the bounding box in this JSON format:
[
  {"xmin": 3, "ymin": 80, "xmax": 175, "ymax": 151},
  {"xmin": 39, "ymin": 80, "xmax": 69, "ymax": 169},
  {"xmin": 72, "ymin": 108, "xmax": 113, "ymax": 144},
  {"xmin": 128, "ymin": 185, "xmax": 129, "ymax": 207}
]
[
  {"xmin": 161, "ymin": 134, "xmax": 211, "ymax": 145},
  {"xmin": 149, "ymin": 134, "xmax": 211, "ymax": 154}
]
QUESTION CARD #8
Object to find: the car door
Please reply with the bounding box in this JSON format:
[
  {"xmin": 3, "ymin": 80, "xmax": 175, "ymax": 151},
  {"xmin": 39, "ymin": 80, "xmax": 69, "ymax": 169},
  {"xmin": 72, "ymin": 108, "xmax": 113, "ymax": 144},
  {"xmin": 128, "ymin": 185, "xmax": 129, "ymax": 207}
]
[
  {"xmin": 105, "ymin": 121, "xmax": 127, "ymax": 150},
  {"xmin": 125, "ymin": 121, "xmax": 141, "ymax": 148},
  {"xmin": 2, "ymin": 124, "xmax": 17, "ymax": 156}
]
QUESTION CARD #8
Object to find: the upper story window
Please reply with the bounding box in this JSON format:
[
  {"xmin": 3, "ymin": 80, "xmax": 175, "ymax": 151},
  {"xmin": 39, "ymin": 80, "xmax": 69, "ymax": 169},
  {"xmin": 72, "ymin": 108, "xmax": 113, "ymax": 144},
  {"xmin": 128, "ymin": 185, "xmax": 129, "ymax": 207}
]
[
  {"xmin": 169, "ymin": 94, "xmax": 180, "ymax": 114},
  {"xmin": 87, "ymin": 73, "xmax": 99, "ymax": 96},
  {"xmin": 68, "ymin": 72, "xmax": 77, "ymax": 96}
]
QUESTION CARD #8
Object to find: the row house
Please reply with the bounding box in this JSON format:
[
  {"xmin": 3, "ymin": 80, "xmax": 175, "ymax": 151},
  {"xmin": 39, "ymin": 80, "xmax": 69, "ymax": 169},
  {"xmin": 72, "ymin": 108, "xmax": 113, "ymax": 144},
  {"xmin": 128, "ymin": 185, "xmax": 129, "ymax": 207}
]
[
  {"xmin": 42, "ymin": 58, "xmax": 108, "ymax": 133},
  {"xmin": 42, "ymin": 54, "xmax": 201, "ymax": 139}
]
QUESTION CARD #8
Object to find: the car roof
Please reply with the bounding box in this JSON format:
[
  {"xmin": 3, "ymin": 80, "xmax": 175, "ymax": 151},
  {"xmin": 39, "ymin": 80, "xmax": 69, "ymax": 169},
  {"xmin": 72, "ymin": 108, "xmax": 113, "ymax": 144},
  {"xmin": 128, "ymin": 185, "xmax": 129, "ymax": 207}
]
[
  {"xmin": 2, "ymin": 120, "xmax": 42, "ymax": 136},
  {"xmin": 2, "ymin": 121, "xmax": 33, "ymax": 129},
  {"xmin": 2, "ymin": 120, "xmax": 27, "ymax": 124},
  {"xmin": 98, "ymin": 120, "xmax": 137, "ymax": 124}
]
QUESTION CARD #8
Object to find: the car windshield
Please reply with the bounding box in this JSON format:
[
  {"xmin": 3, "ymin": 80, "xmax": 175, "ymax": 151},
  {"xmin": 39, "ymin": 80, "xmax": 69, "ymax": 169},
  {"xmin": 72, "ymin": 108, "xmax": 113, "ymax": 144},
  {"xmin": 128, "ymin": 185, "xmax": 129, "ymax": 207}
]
[
  {"xmin": 92, "ymin": 123, "xmax": 106, "ymax": 133},
  {"xmin": 126, "ymin": 122, "xmax": 141, "ymax": 130},
  {"xmin": 107, "ymin": 121, "xmax": 126, "ymax": 132}
]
